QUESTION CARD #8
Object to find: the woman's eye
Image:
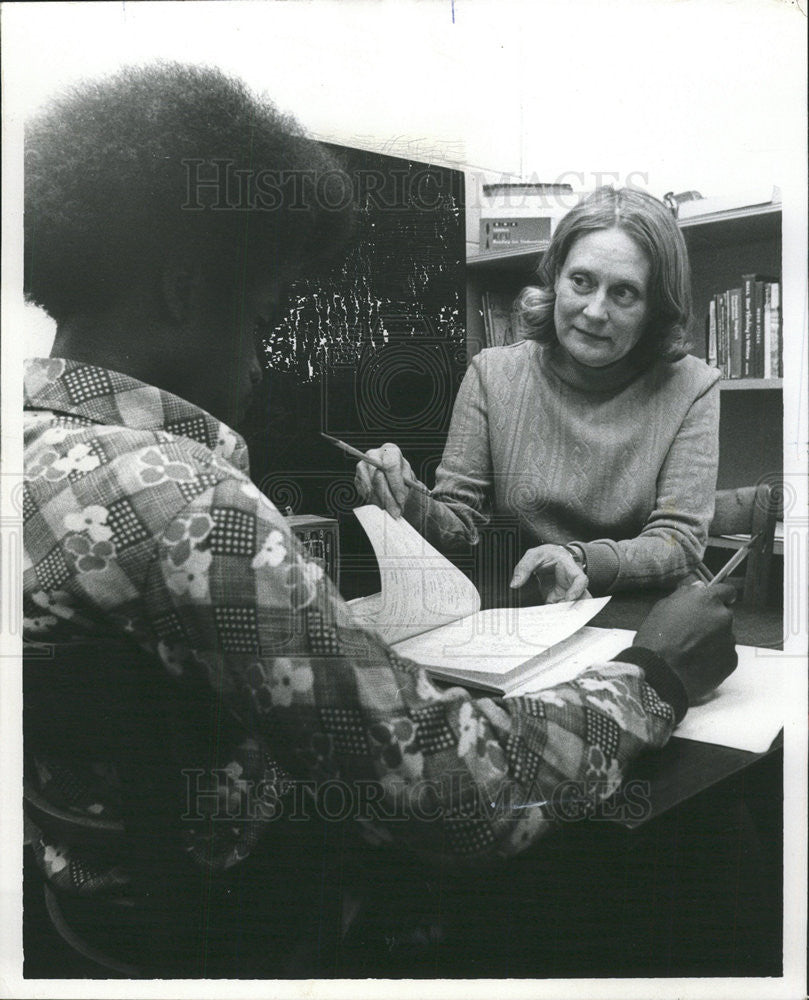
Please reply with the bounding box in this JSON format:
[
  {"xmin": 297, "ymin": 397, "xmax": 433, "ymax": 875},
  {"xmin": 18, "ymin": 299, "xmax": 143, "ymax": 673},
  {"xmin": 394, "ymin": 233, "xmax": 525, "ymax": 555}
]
[
  {"xmin": 569, "ymin": 274, "xmax": 590, "ymax": 290},
  {"xmin": 613, "ymin": 286, "xmax": 639, "ymax": 305}
]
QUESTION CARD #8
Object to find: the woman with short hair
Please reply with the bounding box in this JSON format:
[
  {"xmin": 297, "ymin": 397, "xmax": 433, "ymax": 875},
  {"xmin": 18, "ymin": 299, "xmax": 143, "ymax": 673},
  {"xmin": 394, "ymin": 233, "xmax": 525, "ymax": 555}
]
[{"xmin": 357, "ymin": 186, "xmax": 720, "ymax": 601}]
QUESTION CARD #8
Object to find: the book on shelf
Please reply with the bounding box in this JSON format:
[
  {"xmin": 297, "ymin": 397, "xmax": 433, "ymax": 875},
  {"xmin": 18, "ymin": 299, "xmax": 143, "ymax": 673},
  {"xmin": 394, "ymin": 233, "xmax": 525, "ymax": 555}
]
[
  {"xmin": 709, "ymin": 278, "xmax": 781, "ymax": 380},
  {"xmin": 764, "ymin": 281, "xmax": 782, "ymax": 378},
  {"xmin": 728, "ymin": 287, "xmax": 742, "ymax": 378},
  {"xmin": 706, "ymin": 297, "xmax": 718, "ymax": 369},
  {"xmin": 715, "ymin": 291, "xmax": 728, "ymax": 377},
  {"xmin": 741, "ymin": 273, "xmax": 779, "ymax": 378},
  {"xmin": 347, "ymin": 505, "xmax": 611, "ymax": 696},
  {"xmin": 481, "ymin": 290, "xmax": 528, "ymax": 348}
]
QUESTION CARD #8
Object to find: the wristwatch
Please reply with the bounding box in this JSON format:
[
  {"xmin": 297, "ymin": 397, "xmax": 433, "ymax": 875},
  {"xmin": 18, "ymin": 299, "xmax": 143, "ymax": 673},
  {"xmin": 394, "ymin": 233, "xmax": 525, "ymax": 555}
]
[{"xmin": 563, "ymin": 542, "xmax": 588, "ymax": 577}]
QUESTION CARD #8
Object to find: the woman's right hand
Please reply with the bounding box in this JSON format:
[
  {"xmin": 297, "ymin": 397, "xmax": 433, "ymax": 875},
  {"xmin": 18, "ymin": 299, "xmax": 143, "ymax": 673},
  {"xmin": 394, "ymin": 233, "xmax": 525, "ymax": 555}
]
[{"xmin": 354, "ymin": 442, "xmax": 415, "ymax": 518}]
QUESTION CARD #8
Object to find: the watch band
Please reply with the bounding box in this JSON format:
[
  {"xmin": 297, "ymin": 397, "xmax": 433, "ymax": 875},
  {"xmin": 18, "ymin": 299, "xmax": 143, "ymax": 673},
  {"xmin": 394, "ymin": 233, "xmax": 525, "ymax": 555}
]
[{"xmin": 563, "ymin": 542, "xmax": 588, "ymax": 576}]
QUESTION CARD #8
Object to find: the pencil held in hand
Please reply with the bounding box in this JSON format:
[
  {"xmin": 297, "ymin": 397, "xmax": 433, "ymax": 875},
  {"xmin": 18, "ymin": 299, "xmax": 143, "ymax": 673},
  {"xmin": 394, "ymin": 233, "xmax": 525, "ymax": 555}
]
[
  {"xmin": 321, "ymin": 434, "xmax": 431, "ymax": 516},
  {"xmin": 707, "ymin": 533, "xmax": 759, "ymax": 587}
]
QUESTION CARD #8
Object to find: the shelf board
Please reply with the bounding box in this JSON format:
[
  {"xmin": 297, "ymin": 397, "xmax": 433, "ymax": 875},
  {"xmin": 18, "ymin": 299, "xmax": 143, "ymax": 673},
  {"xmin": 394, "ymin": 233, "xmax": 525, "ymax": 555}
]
[
  {"xmin": 467, "ymin": 203, "xmax": 781, "ymax": 267},
  {"xmin": 677, "ymin": 201, "xmax": 781, "ymax": 230},
  {"xmin": 467, "ymin": 243, "xmax": 548, "ymax": 272},
  {"xmin": 719, "ymin": 378, "xmax": 782, "ymax": 391}
]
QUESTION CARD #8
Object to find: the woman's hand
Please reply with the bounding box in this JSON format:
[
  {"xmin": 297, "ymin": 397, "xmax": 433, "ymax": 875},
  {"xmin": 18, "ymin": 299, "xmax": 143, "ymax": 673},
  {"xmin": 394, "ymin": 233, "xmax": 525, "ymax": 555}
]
[
  {"xmin": 510, "ymin": 544, "xmax": 589, "ymax": 604},
  {"xmin": 354, "ymin": 442, "xmax": 415, "ymax": 519}
]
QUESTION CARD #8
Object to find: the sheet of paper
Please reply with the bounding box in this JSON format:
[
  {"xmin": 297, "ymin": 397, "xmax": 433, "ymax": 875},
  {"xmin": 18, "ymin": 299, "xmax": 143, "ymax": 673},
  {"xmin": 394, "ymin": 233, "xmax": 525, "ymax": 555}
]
[
  {"xmin": 393, "ymin": 598, "xmax": 610, "ymax": 677},
  {"xmin": 348, "ymin": 505, "xmax": 481, "ymax": 645},
  {"xmin": 675, "ymin": 646, "xmax": 787, "ymax": 753},
  {"xmin": 509, "ymin": 629, "xmax": 785, "ymax": 754},
  {"xmin": 505, "ymin": 626, "xmax": 634, "ymax": 696}
]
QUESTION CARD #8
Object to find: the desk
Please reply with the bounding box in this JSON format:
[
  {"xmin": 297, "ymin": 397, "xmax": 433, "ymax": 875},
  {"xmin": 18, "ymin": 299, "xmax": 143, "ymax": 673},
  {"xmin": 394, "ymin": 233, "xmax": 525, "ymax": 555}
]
[{"xmin": 619, "ymin": 730, "xmax": 783, "ymax": 829}]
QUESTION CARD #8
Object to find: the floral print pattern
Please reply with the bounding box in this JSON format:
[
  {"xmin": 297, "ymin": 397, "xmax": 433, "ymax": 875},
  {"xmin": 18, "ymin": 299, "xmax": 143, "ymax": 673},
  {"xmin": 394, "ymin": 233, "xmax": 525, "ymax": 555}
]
[
  {"xmin": 165, "ymin": 548, "xmax": 212, "ymax": 599},
  {"xmin": 251, "ymin": 529, "xmax": 287, "ymax": 569},
  {"xmin": 137, "ymin": 448, "xmax": 194, "ymax": 485},
  {"xmin": 64, "ymin": 533, "xmax": 115, "ymax": 572},
  {"xmin": 64, "ymin": 505, "xmax": 112, "ymax": 543}
]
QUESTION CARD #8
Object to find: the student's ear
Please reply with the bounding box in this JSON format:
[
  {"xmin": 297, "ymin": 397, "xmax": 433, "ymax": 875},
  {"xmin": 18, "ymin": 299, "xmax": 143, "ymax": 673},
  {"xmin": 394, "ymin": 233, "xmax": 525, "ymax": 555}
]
[{"xmin": 160, "ymin": 255, "xmax": 205, "ymax": 325}]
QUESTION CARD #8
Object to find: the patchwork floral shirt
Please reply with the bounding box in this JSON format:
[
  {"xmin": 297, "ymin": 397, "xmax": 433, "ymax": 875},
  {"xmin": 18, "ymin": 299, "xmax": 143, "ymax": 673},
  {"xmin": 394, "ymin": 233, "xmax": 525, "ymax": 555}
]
[{"xmin": 23, "ymin": 357, "xmax": 677, "ymax": 895}]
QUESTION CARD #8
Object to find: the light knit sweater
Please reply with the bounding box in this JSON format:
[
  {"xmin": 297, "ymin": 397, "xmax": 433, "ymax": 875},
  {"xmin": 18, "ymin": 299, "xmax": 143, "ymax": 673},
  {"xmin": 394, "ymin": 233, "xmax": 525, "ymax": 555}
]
[{"xmin": 402, "ymin": 339, "xmax": 721, "ymax": 593}]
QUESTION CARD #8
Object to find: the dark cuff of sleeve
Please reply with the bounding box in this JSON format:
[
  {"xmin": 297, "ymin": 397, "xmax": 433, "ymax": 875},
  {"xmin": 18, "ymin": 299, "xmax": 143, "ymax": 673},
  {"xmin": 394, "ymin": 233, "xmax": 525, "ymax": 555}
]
[
  {"xmin": 578, "ymin": 540, "xmax": 620, "ymax": 593},
  {"xmin": 613, "ymin": 646, "xmax": 689, "ymax": 724}
]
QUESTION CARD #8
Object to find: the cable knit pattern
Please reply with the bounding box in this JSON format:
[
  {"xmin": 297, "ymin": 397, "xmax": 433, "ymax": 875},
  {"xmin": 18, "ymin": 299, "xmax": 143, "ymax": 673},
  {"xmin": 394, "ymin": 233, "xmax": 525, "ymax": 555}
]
[{"xmin": 403, "ymin": 340, "xmax": 720, "ymax": 593}]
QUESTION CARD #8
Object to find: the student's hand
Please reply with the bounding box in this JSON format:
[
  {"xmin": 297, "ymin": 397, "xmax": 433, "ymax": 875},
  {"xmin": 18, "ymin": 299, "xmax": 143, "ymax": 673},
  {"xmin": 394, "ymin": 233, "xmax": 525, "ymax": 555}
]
[
  {"xmin": 633, "ymin": 583, "xmax": 738, "ymax": 704},
  {"xmin": 510, "ymin": 544, "xmax": 589, "ymax": 604},
  {"xmin": 354, "ymin": 443, "xmax": 414, "ymax": 519}
]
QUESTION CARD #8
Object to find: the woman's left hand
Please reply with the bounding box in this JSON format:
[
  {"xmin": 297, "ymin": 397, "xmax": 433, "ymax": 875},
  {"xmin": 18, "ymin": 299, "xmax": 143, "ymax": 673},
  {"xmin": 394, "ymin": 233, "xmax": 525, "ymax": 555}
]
[{"xmin": 509, "ymin": 544, "xmax": 590, "ymax": 604}]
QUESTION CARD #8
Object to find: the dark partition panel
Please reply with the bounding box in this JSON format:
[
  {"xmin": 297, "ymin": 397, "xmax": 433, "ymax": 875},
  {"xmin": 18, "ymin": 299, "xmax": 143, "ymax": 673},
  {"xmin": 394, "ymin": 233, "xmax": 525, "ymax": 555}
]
[{"xmin": 240, "ymin": 147, "xmax": 466, "ymax": 598}]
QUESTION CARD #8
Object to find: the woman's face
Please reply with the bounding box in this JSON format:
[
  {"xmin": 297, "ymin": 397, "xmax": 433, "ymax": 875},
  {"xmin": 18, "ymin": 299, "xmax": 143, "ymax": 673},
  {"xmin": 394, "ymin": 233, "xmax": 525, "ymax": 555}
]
[{"xmin": 553, "ymin": 228, "xmax": 651, "ymax": 368}]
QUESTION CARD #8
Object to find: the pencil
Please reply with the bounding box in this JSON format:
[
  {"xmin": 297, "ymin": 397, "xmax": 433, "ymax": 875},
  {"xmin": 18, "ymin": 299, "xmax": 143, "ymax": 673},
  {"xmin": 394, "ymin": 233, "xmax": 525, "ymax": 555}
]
[
  {"xmin": 708, "ymin": 533, "xmax": 759, "ymax": 587},
  {"xmin": 320, "ymin": 433, "xmax": 432, "ymax": 498},
  {"xmin": 694, "ymin": 562, "xmax": 714, "ymax": 585}
]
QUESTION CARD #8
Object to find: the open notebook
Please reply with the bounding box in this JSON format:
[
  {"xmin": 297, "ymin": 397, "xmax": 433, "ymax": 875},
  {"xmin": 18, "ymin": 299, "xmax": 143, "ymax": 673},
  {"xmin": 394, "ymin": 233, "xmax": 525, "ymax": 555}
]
[{"xmin": 348, "ymin": 506, "xmax": 612, "ymax": 696}]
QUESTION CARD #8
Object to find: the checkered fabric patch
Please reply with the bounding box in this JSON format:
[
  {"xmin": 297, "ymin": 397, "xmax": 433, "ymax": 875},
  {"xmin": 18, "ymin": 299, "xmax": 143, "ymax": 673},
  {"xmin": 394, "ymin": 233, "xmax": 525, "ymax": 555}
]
[
  {"xmin": 22, "ymin": 483, "xmax": 38, "ymax": 522},
  {"xmin": 505, "ymin": 733, "xmax": 544, "ymax": 784},
  {"xmin": 210, "ymin": 507, "xmax": 256, "ymax": 556},
  {"xmin": 306, "ymin": 607, "xmax": 341, "ymax": 656},
  {"xmin": 35, "ymin": 545, "xmax": 72, "ymax": 591},
  {"xmin": 53, "ymin": 413, "xmax": 95, "ymax": 428},
  {"xmin": 214, "ymin": 606, "xmax": 259, "ymax": 652},
  {"xmin": 165, "ymin": 416, "xmax": 215, "ymax": 449},
  {"xmin": 318, "ymin": 707, "xmax": 369, "ymax": 755},
  {"xmin": 513, "ymin": 696, "xmax": 546, "ymax": 719},
  {"xmin": 640, "ymin": 682, "xmax": 675, "ymax": 723},
  {"xmin": 62, "ymin": 366, "xmax": 114, "ymax": 405},
  {"xmin": 441, "ymin": 814, "xmax": 497, "ymax": 855},
  {"xmin": 386, "ymin": 650, "xmax": 420, "ymax": 676},
  {"xmin": 409, "ymin": 703, "xmax": 456, "ymax": 754},
  {"xmin": 106, "ymin": 498, "xmax": 151, "ymax": 549},
  {"xmin": 178, "ymin": 473, "xmax": 222, "ymax": 503},
  {"xmin": 584, "ymin": 707, "xmax": 620, "ymax": 758},
  {"xmin": 152, "ymin": 610, "xmax": 187, "ymax": 642}
]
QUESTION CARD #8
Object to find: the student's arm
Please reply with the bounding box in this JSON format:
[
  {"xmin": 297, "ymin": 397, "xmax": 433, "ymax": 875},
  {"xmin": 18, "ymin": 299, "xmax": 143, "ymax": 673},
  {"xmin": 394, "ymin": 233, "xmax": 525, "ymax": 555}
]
[{"xmin": 143, "ymin": 474, "xmax": 710, "ymax": 864}]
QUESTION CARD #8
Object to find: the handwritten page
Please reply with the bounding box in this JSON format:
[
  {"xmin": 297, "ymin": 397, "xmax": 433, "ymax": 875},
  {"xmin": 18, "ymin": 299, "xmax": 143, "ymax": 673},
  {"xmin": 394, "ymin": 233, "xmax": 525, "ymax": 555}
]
[
  {"xmin": 348, "ymin": 505, "xmax": 481, "ymax": 644},
  {"xmin": 394, "ymin": 598, "xmax": 611, "ymax": 678}
]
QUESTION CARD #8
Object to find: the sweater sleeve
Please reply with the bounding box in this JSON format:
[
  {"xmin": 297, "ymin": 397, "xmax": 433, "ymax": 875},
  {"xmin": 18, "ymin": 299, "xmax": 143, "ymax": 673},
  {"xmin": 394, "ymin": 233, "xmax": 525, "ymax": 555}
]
[
  {"xmin": 579, "ymin": 380, "xmax": 720, "ymax": 592},
  {"xmin": 402, "ymin": 354, "xmax": 494, "ymax": 550}
]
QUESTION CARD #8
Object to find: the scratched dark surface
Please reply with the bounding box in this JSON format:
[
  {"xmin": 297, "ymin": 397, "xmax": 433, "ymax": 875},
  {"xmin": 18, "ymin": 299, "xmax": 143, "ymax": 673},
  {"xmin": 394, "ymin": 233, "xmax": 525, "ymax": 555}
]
[{"xmin": 240, "ymin": 147, "xmax": 467, "ymax": 597}]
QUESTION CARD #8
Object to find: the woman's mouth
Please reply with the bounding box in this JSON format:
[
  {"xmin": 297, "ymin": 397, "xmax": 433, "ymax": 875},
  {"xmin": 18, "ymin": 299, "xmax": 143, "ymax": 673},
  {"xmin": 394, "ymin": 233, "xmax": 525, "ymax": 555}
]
[{"xmin": 574, "ymin": 326, "xmax": 610, "ymax": 342}]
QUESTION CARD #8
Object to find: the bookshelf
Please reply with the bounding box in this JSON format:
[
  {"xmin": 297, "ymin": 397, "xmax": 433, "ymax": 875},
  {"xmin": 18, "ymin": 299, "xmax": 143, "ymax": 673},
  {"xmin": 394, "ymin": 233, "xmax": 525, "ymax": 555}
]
[{"xmin": 465, "ymin": 200, "xmax": 783, "ymax": 491}]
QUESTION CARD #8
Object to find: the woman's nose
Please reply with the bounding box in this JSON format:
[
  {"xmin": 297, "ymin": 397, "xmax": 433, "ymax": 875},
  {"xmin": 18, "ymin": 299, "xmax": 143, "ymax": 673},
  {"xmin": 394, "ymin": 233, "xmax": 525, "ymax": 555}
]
[{"xmin": 582, "ymin": 288, "xmax": 609, "ymax": 321}]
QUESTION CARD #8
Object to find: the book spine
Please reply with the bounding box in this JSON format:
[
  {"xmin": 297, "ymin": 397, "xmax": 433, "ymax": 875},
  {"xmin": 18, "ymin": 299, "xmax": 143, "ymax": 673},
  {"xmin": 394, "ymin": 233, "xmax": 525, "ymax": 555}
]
[
  {"xmin": 481, "ymin": 292, "xmax": 492, "ymax": 348},
  {"xmin": 763, "ymin": 282, "xmax": 772, "ymax": 379},
  {"xmin": 728, "ymin": 288, "xmax": 742, "ymax": 378},
  {"xmin": 716, "ymin": 292, "xmax": 727, "ymax": 377},
  {"xmin": 753, "ymin": 279, "xmax": 765, "ymax": 378},
  {"xmin": 741, "ymin": 275, "xmax": 754, "ymax": 377},
  {"xmin": 707, "ymin": 298, "xmax": 718, "ymax": 368},
  {"xmin": 770, "ymin": 282, "xmax": 782, "ymax": 377}
]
